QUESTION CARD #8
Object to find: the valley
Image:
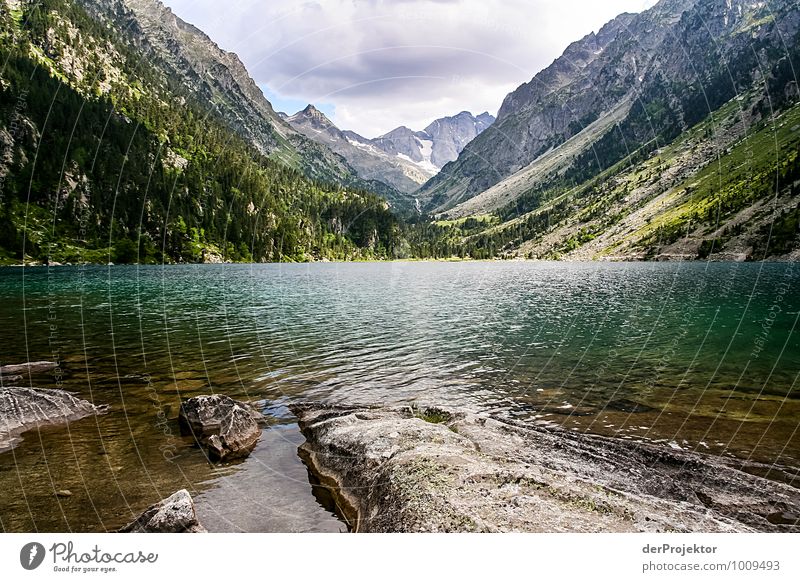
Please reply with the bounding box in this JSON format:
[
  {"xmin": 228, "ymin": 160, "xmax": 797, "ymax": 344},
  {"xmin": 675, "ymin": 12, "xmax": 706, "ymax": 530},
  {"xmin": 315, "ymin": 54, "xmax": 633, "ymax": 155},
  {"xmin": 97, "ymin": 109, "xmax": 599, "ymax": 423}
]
[{"xmin": 0, "ymin": 0, "xmax": 798, "ymax": 264}]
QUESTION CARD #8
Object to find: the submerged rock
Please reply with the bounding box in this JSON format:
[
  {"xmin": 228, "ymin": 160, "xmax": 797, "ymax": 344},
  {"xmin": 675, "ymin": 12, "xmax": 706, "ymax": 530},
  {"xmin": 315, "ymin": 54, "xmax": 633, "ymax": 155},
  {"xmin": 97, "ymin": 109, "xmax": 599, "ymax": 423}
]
[
  {"xmin": 0, "ymin": 361, "xmax": 59, "ymax": 376},
  {"xmin": 119, "ymin": 489, "xmax": 206, "ymax": 533},
  {"xmin": 0, "ymin": 386, "xmax": 105, "ymax": 452},
  {"xmin": 179, "ymin": 394, "xmax": 262, "ymax": 461},
  {"xmin": 292, "ymin": 403, "xmax": 800, "ymax": 533}
]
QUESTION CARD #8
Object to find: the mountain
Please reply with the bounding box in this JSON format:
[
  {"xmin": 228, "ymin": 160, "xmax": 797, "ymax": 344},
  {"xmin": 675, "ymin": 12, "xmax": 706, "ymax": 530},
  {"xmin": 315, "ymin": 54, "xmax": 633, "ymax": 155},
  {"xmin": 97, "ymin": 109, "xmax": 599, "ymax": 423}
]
[
  {"xmin": 1, "ymin": 0, "xmax": 796, "ymax": 264},
  {"xmin": 0, "ymin": 0, "xmax": 405, "ymax": 264},
  {"xmin": 287, "ymin": 107, "xmax": 494, "ymax": 196},
  {"xmin": 418, "ymin": 0, "xmax": 798, "ymax": 214},
  {"xmin": 286, "ymin": 105, "xmax": 433, "ymax": 197},
  {"xmin": 373, "ymin": 111, "xmax": 495, "ymax": 172},
  {"xmin": 371, "ymin": 126, "xmax": 436, "ymax": 174},
  {"xmin": 72, "ymin": 0, "xmax": 403, "ymax": 196},
  {"xmin": 428, "ymin": 111, "xmax": 495, "ymax": 166},
  {"xmin": 415, "ymin": 0, "xmax": 800, "ymax": 260}
]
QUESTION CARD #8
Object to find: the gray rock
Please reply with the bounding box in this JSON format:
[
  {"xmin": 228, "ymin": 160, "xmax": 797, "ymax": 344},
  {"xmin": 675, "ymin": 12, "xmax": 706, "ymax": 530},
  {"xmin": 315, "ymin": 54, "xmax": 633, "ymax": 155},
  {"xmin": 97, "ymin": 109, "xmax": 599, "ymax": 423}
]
[
  {"xmin": 422, "ymin": 111, "xmax": 495, "ymax": 168},
  {"xmin": 179, "ymin": 395, "xmax": 262, "ymax": 461},
  {"xmin": 287, "ymin": 106, "xmax": 494, "ymax": 197},
  {"xmin": 118, "ymin": 489, "xmax": 206, "ymax": 533},
  {"xmin": 292, "ymin": 403, "xmax": 800, "ymax": 533},
  {"xmin": 0, "ymin": 386, "xmax": 105, "ymax": 452},
  {"xmin": 0, "ymin": 361, "xmax": 59, "ymax": 376},
  {"xmin": 373, "ymin": 113, "xmax": 495, "ymax": 169}
]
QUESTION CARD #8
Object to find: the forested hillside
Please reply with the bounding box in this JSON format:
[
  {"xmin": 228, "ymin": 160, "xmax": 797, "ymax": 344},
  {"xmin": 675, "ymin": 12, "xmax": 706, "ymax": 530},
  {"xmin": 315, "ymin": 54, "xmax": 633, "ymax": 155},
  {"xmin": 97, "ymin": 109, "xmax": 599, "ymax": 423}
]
[{"xmin": 0, "ymin": 0, "xmax": 403, "ymax": 264}]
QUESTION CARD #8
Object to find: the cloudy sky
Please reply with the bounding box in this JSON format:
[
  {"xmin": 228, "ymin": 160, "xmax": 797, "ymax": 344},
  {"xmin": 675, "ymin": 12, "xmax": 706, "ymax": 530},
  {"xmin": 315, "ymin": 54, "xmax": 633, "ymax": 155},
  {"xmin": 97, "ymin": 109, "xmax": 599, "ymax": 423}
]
[{"xmin": 163, "ymin": 0, "xmax": 658, "ymax": 137}]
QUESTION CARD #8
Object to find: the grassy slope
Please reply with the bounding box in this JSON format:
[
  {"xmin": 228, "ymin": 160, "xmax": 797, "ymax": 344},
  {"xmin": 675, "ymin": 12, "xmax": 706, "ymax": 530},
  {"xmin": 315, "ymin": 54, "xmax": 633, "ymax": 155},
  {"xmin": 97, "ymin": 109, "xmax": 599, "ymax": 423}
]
[{"xmin": 453, "ymin": 89, "xmax": 800, "ymax": 261}]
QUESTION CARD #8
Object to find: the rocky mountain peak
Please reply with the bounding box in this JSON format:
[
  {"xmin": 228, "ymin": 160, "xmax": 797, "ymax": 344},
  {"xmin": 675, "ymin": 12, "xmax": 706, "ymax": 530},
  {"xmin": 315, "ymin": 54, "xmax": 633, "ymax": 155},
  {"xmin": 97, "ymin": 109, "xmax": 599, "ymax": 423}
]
[
  {"xmin": 290, "ymin": 104, "xmax": 336, "ymax": 131},
  {"xmin": 378, "ymin": 126, "xmax": 418, "ymax": 140},
  {"xmin": 368, "ymin": 112, "xmax": 497, "ymax": 170},
  {"xmin": 284, "ymin": 108, "xmax": 495, "ymax": 195},
  {"xmin": 300, "ymin": 103, "xmax": 325, "ymax": 118}
]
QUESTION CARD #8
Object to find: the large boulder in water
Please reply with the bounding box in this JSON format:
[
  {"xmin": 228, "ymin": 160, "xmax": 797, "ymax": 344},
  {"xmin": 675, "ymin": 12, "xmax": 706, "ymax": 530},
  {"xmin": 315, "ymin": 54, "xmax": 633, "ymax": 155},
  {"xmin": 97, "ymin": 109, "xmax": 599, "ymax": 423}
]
[
  {"xmin": 178, "ymin": 394, "xmax": 262, "ymax": 461},
  {"xmin": 0, "ymin": 386, "xmax": 104, "ymax": 452},
  {"xmin": 119, "ymin": 489, "xmax": 206, "ymax": 533}
]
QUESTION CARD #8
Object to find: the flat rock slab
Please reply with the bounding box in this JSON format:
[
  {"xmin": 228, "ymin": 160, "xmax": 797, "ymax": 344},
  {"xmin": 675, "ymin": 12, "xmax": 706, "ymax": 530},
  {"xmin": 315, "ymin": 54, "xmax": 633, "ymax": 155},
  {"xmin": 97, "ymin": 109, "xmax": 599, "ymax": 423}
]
[
  {"xmin": 179, "ymin": 394, "xmax": 263, "ymax": 462},
  {"xmin": 119, "ymin": 489, "xmax": 206, "ymax": 533},
  {"xmin": 0, "ymin": 361, "xmax": 59, "ymax": 376},
  {"xmin": 0, "ymin": 387, "xmax": 104, "ymax": 453},
  {"xmin": 292, "ymin": 403, "xmax": 800, "ymax": 533}
]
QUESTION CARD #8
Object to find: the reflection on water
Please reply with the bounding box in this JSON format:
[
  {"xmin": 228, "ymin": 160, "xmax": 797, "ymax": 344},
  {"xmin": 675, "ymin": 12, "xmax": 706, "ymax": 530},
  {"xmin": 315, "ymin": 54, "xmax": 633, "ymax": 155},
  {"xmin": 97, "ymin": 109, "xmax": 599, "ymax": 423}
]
[{"xmin": 0, "ymin": 261, "xmax": 797, "ymax": 531}]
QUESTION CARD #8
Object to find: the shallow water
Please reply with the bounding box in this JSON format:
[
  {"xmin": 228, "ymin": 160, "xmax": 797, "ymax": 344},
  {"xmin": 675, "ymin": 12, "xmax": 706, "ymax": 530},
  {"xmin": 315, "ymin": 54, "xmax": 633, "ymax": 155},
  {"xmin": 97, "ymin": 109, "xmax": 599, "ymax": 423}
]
[{"xmin": 0, "ymin": 261, "xmax": 798, "ymax": 531}]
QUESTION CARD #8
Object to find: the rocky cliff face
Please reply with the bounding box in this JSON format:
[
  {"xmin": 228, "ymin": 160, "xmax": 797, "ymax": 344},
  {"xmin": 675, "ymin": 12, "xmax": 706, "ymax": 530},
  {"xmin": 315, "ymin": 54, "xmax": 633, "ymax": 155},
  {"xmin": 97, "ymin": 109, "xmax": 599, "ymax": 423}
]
[
  {"xmin": 424, "ymin": 111, "xmax": 495, "ymax": 168},
  {"xmin": 372, "ymin": 111, "xmax": 495, "ymax": 171},
  {"xmin": 78, "ymin": 0, "xmax": 287, "ymax": 151},
  {"xmin": 417, "ymin": 0, "xmax": 799, "ymax": 215},
  {"xmin": 372, "ymin": 126, "xmax": 433, "ymax": 168}
]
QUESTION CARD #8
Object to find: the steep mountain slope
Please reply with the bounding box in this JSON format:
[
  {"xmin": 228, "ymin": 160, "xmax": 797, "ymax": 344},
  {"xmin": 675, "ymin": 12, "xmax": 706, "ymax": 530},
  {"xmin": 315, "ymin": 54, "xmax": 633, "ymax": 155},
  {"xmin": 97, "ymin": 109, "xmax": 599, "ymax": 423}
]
[
  {"xmin": 73, "ymin": 0, "xmax": 395, "ymax": 194},
  {"xmin": 371, "ymin": 126, "xmax": 437, "ymax": 174},
  {"xmin": 465, "ymin": 92, "xmax": 800, "ymax": 261},
  {"xmin": 0, "ymin": 0, "xmax": 404, "ymax": 263},
  {"xmin": 418, "ymin": 0, "xmax": 799, "ymax": 217},
  {"xmin": 422, "ymin": 111, "xmax": 495, "ymax": 168},
  {"xmin": 410, "ymin": 0, "xmax": 800, "ymax": 261}
]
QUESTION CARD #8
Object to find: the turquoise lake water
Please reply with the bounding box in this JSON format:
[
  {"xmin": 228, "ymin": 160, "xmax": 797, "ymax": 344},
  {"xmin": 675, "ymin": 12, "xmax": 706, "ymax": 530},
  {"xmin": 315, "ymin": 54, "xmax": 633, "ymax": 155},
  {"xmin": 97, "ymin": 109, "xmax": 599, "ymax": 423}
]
[{"xmin": 0, "ymin": 261, "xmax": 797, "ymax": 531}]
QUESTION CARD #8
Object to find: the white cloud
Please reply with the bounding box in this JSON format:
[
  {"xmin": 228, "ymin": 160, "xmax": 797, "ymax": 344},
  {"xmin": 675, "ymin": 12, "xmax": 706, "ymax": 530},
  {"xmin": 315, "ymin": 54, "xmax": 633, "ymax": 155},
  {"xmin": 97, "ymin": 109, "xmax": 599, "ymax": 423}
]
[{"xmin": 162, "ymin": 0, "xmax": 659, "ymax": 137}]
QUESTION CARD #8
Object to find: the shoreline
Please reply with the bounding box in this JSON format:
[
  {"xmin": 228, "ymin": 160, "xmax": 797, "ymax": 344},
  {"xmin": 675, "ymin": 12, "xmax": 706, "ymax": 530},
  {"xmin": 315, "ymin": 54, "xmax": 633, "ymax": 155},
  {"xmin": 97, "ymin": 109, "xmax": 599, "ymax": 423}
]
[{"xmin": 1, "ymin": 256, "xmax": 798, "ymax": 268}]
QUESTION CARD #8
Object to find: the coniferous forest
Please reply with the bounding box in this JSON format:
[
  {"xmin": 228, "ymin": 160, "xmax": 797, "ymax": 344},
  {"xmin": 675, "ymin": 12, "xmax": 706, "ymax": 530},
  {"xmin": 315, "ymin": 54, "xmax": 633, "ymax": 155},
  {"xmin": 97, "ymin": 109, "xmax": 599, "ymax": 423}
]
[{"xmin": 0, "ymin": 0, "xmax": 409, "ymax": 264}]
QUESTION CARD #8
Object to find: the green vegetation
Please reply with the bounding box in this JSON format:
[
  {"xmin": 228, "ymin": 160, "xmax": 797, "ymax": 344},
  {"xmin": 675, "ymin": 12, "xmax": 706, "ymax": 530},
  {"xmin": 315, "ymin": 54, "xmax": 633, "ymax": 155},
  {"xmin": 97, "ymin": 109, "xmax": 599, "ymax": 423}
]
[
  {"xmin": 634, "ymin": 102, "xmax": 800, "ymax": 254},
  {"xmin": 0, "ymin": 0, "xmax": 797, "ymax": 265},
  {"xmin": 0, "ymin": 0, "xmax": 403, "ymax": 264},
  {"xmin": 415, "ymin": 408, "xmax": 451, "ymax": 424},
  {"xmin": 426, "ymin": 90, "xmax": 800, "ymax": 261}
]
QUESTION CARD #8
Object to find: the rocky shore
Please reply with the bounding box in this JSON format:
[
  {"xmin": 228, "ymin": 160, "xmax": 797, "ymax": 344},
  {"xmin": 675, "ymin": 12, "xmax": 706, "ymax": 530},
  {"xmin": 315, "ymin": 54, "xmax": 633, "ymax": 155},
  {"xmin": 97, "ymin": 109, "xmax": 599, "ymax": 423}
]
[
  {"xmin": 3, "ymin": 378, "xmax": 798, "ymax": 533},
  {"xmin": 292, "ymin": 403, "xmax": 800, "ymax": 533}
]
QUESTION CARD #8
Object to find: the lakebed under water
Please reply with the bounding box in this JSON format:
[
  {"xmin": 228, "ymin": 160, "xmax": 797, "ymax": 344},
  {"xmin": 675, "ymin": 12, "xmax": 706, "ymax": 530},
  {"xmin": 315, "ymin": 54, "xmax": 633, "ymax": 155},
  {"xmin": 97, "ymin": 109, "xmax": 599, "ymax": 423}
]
[{"xmin": 0, "ymin": 261, "xmax": 797, "ymax": 532}]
